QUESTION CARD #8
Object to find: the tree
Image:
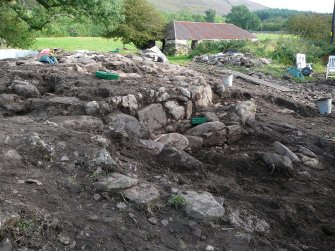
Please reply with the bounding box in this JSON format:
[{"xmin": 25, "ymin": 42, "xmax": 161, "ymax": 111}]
[
  {"xmin": 205, "ymin": 9, "xmax": 216, "ymax": 23},
  {"xmin": 287, "ymin": 14, "xmax": 331, "ymax": 41},
  {"xmin": 0, "ymin": 0, "xmax": 123, "ymax": 47},
  {"xmin": 107, "ymin": 0, "xmax": 166, "ymax": 49},
  {"xmin": 226, "ymin": 5, "xmax": 261, "ymax": 30},
  {"xmin": 0, "ymin": 5, "xmax": 35, "ymax": 47}
]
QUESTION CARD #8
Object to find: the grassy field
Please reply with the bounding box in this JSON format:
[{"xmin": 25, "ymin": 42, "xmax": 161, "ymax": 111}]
[
  {"xmin": 256, "ymin": 33, "xmax": 293, "ymax": 40},
  {"xmin": 29, "ymin": 35, "xmax": 290, "ymax": 52},
  {"xmin": 30, "ymin": 37, "xmax": 136, "ymax": 52}
]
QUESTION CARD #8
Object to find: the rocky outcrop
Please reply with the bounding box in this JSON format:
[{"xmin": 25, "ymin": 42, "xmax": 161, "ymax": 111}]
[{"xmin": 194, "ymin": 52, "xmax": 270, "ymax": 68}]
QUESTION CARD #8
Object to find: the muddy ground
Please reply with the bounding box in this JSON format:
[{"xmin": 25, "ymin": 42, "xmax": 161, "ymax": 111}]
[{"xmin": 0, "ymin": 53, "xmax": 334, "ymax": 251}]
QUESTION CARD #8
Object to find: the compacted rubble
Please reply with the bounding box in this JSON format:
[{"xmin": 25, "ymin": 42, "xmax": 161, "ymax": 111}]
[{"xmin": 0, "ymin": 52, "xmax": 334, "ymax": 251}]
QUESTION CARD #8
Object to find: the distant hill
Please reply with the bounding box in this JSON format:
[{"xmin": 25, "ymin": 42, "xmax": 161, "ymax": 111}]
[{"xmin": 148, "ymin": 0, "xmax": 268, "ymax": 15}]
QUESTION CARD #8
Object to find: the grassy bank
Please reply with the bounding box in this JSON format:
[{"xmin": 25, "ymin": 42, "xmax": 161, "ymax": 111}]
[{"xmin": 30, "ymin": 37, "xmax": 136, "ymax": 52}]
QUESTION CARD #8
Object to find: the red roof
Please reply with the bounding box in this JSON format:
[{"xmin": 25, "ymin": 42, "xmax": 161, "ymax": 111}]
[{"xmin": 166, "ymin": 21, "xmax": 257, "ymax": 40}]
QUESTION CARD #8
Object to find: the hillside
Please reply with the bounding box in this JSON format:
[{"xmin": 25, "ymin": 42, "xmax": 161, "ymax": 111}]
[{"xmin": 148, "ymin": 0, "xmax": 267, "ymax": 15}]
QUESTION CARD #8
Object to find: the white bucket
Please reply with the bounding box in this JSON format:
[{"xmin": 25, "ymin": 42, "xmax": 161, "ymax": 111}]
[
  {"xmin": 223, "ymin": 74, "xmax": 233, "ymax": 87},
  {"xmin": 317, "ymin": 97, "xmax": 332, "ymax": 114}
]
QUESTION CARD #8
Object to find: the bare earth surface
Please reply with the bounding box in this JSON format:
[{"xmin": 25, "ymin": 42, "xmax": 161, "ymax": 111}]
[{"xmin": 0, "ymin": 53, "xmax": 334, "ymax": 251}]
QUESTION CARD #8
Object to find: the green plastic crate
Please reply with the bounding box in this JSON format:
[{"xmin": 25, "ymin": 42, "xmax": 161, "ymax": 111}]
[{"xmin": 191, "ymin": 117, "xmax": 207, "ymax": 125}]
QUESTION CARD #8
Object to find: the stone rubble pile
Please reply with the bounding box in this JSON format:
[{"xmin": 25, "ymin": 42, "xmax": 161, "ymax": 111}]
[
  {"xmin": 0, "ymin": 50, "xmax": 328, "ymax": 250},
  {"xmin": 194, "ymin": 52, "xmax": 271, "ymax": 68}
]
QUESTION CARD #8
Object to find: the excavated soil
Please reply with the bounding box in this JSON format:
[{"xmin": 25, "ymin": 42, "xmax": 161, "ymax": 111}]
[{"xmin": 0, "ymin": 54, "xmax": 334, "ymax": 251}]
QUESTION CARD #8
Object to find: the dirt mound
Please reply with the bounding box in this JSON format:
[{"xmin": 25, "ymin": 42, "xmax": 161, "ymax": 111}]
[{"xmin": 0, "ymin": 52, "xmax": 334, "ymax": 250}]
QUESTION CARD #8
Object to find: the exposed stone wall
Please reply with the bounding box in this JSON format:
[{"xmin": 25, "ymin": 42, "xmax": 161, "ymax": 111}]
[{"xmin": 164, "ymin": 40, "xmax": 191, "ymax": 56}]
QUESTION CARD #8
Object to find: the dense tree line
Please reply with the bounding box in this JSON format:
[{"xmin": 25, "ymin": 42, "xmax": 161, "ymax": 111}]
[
  {"xmin": 255, "ymin": 8, "xmax": 315, "ymax": 21},
  {"xmin": 163, "ymin": 9, "xmax": 224, "ymax": 23}
]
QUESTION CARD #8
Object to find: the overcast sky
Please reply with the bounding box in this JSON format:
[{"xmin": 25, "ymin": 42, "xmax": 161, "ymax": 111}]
[{"xmin": 251, "ymin": 0, "xmax": 334, "ymax": 13}]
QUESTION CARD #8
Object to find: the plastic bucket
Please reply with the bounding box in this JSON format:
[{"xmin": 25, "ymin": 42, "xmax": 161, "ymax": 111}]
[
  {"xmin": 223, "ymin": 74, "xmax": 233, "ymax": 87},
  {"xmin": 317, "ymin": 98, "xmax": 332, "ymax": 114}
]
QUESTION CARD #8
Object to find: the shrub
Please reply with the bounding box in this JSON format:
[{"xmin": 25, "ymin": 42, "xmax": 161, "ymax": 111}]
[{"xmin": 168, "ymin": 195, "xmax": 187, "ymax": 208}]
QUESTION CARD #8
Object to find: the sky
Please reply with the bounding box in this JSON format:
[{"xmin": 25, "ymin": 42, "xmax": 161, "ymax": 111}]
[{"xmin": 251, "ymin": 0, "xmax": 334, "ymax": 13}]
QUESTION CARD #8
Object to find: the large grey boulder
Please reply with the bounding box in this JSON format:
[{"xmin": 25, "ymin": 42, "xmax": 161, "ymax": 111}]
[
  {"xmin": 273, "ymin": 141, "xmax": 300, "ymax": 163},
  {"xmin": 235, "ymin": 101, "xmax": 256, "ymax": 125},
  {"xmin": 123, "ymin": 183, "xmax": 160, "ymax": 204},
  {"xmin": 121, "ymin": 94, "xmax": 138, "ymax": 114},
  {"xmin": 184, "ymin": 135, "xmax": 203, "ymax": 153},
  {"xmin": 0, "ymin": 94, "xmax": 25, "ymax": 113},
  {"xmin": 257, "ymin": 152, "xmax": 293, "ymax": 174},
  {"xmin": 184, "ymin": 121, "xmax": 227, "ymax": 146},
  {"xmin": 158, "ymin": 145, "xmax": 202, "ymax": 171},
  {"xmin": 164, "ymin": 100, "xmax": 185, "ymax": 120},
  {"xmin": 137, "ymin": 103, "xmax": 167, "ymax": 131},
  {"xmin": 49, "ymin": 116, "xmax": 103, "ymax": 131},
  {"xmin": 106, "ymin": 113, "xmax": 149, "ymax": 139},
  {"xmin": 139, "ymin": 139, "xmax": 165, "ymax": 154},
  {"xmin": 12, "ymin": 80, "xmax": 40, "ymax": 98},
  {"xmin": 228, "ymin": 208, "xmax": 270, "ymax": 233},
  {"xmin": 190, "ymin": 84, "xmax": 212, "ymax": 108},
  {"xmin": 141, "ymin": 46, "xmax": 168, "ymax": 63},
  {"xmin": 27, "ymin": 96, "xmax": 85, "ymax": 115},
  {"xmin": 298, "ymin": 145, "xmax": 317, "ymax": 158},
  {"xmin": 96, "ymin": 173, "xmax": 138, "ymax": 191},
  {"xmin": 181, "ymin": 191, "xmax": 225, "ymax": 220},
  {"xmin": 155, "ymin": 133, "xmax": 189, "ymax": 150},
  {"xmin": 226, "ymin": 124, "xmax": 242, "ymax": 144}
]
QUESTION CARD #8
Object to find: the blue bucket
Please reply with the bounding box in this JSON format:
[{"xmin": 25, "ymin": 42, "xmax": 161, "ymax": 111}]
[{"xmin": 317, "ymin": 98, "xmax": 332, "ymax": 114}]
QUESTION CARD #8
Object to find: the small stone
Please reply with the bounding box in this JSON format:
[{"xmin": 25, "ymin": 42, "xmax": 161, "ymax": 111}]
[
  {"xmin": 192, "ymin": 228, "xmax": 202, "ymax": 237},
  {"xmin": 61, "ymin": 156, "xmax": 70, "ymax": 162},
  {"xmin": 116, "ymin": 202, "xmax": 128, "ymax": 210},
  {"xmin": 158, "ymin": 87, "xmax": 166, "ymax": 93},
  {"xmin": 171, "ymin": 188, "xmax": 179, "ymax": 194},
  {"xmin": 177, "ymin": 87, "xmax": 191, "ymax": 99},
  {"xmin": 161, "ymin": 219, "xmax": 169, "ymax": 226},
  {"xmin": 88, "ymin": 215, "xmax": 98, "ymax": 221},
  {"xmin": 58, "ymin": 235, "xmax": 71, "ymax": 245},
  {"xmin": 148, "ymin": 217, "xmax": 157, "ymax": 225},
  {"xmin": 93, "ymin": 194, "xmax": 101, "ymax": 201},
  {"xmin": 205, "ymin": 245, "xmax": 215, "ymax": 251},
  {"xmin": 85, "ymin": 101, "xmax": 100, "ymax": 115},
  {"xmin": 298, "ymin": 171, "xmax": 312, "ymax": 179},
  {"xmin": 25, "ymin": 179, "xmax": 43, "ymax": 186},
  {"xmin": 94, "ymin": 148, "xmax": 115, "ymax": 166}
]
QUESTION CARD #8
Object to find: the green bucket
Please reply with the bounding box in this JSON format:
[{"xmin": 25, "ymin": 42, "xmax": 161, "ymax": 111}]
[{"xmin": 95, "ymin": 71, "xmax": 119, "ymax": 80}]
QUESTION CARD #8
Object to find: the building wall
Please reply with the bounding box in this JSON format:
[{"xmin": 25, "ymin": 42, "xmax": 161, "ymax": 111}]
[{"xmin": 164, "ymin": 40, "xmax": 191, "ymax": 56}]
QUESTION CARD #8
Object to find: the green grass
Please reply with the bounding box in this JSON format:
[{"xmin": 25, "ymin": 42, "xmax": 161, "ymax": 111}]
[
  {"xmin": 167, "ymin": 55, "xmax": 192, "ymax": 65},
  {"xmin": 29, "ymin": 37, "xmax": 136, "ymax": 52},
  {"xmin": 256, "ymin": 33, "xmax": 294, "ymax": 41}
]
